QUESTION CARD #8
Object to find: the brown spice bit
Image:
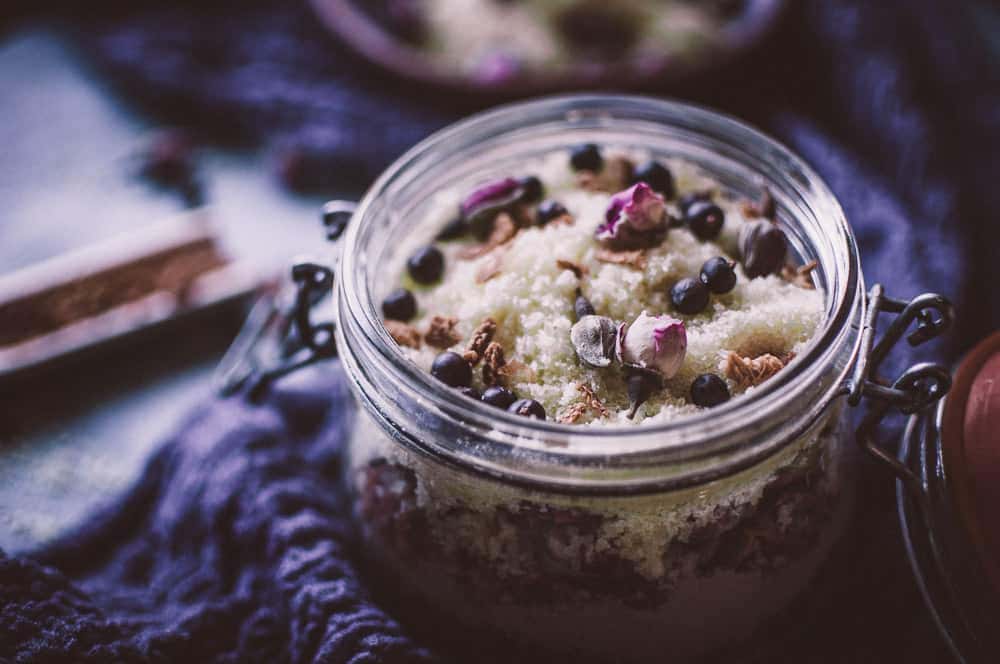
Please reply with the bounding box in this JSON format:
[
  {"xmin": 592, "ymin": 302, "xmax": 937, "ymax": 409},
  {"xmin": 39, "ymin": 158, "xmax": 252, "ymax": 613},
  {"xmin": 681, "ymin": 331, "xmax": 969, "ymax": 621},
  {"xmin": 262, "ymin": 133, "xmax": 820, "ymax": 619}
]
[
  {"xmin": 458, "ymin": 212, "xmax": 519, "ymax": 260},
  {"xmin": 481, "ymin": 341, "xmax": 507, "ymax": 387},
  {"xmin": 595, "ymin": 248, "xmax": 647, "ymax": 270},
  {"xmin": 575, "ymin": 170, "xmax": 600, "ymax": 192},
  {"xmin": 385, "ymin": 320, "xmax": 421, "ymax": 349},
  {"xmin": 576, "ymin": 383, "xmax": 610, "ymax": 418},
  {"xmin": 424, "ymin": 315, "xmax": 461, "ymax": 349},
  {"xmin": 475, "ymin": 247, "xmax": 507, "ymax": 284},
  {"xmin": 603, "ymin": 155, "xmax": 634, "ymax": 191},
  {"xmin": 497, "ymin": 359, "xmax": 535, "ymax": 384},
  {"xmin": 463, "ymin": 317, "xmax": 498, "ymax": 365},
  {"xmin": 556, "ymin": 259, "xmax": 589, "ymax": 280},
  {"xmin": 780, "ymin": 260, "xmax": 818, "ymax": 290},
  {"xmin": 574, "ymin": 155, "xmax": 634, "ymax": 193},
  {"xmin": 741, "ymin": 187, "xmax": 777, "ymax": 220},
  {"xmin": 550, "ymin": 213, "xmax": 575, "ymax": 226},
  {"xmin": 725, "ymin": 352, "xmax": 791, "ymax": 389},
  {"xmin": 558, "ymin": 402, "xmax": 589, "ymax": 424}
]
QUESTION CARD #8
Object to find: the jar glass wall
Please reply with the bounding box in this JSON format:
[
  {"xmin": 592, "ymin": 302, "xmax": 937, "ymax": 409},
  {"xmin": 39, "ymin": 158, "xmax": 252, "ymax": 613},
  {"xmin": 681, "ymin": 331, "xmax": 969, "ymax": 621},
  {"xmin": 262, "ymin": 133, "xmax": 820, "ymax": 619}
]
[{"xmin": 334, "ymin": 96, "xmax": 865, "ymax": 661}]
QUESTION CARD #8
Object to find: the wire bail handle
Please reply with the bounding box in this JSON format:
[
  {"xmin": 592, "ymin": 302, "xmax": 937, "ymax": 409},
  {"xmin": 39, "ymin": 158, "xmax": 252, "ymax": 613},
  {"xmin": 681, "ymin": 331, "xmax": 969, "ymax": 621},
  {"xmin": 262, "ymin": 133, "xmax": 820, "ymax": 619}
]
[
  {"xmin": 213, "ymin": 200, "xmax": 354, "ymax": 398},
  {"xmin": 849, "ymin": 284, "xmax": 955, "ymax": 495}
]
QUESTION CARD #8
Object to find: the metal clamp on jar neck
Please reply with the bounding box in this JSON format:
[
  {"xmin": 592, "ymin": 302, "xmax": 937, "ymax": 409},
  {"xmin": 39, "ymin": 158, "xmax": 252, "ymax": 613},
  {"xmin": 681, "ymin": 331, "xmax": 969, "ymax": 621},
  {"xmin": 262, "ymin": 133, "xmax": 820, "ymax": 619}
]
[
  {"xmin": 848, "ymin": 284, "xmax": 955, "ymax": 495},
  {"xmin": 213, "ymin": 200, "xmax": 353, "ymax": 399}
]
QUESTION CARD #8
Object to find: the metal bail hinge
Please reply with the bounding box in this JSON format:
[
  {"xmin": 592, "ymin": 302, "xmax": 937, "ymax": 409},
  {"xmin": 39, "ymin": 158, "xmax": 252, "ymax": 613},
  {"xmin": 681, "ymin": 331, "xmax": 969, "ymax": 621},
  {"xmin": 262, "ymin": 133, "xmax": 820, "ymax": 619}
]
[
  {"xmin": 214, "ymin": 200, "xmax": 355, "ymax": 399},
  {"xmin": 849, "ymin": 284, "xmax": 955, "ymax": 494}
]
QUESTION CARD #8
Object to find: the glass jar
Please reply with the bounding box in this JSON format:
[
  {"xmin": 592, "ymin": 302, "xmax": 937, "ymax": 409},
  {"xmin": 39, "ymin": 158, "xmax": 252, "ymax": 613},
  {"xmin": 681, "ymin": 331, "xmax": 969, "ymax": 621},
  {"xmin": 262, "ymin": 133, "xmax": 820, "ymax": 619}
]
[{"xmin": 325, "ymin": 96, "xmax": 944, "ymax": 662}]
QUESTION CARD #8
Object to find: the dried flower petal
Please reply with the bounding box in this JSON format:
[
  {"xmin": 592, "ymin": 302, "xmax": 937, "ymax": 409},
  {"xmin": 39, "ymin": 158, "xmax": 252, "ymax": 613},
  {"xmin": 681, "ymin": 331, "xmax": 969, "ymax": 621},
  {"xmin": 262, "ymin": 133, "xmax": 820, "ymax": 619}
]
[
  {"xmin": 577, "ymin": 383, "xmax": 609, "ymax": 417},
  {"xmin": 596, "ymin": 182, "xmax": 666, "ymax": 242},
  {"xmin": 385, "ymin": 320, "xmax": 421, "ymax": 349},
  {"xmin": 458, "ymin": 213, "xmax": 519, "ymax": 260},
  {"xmin": 558, "ymin": 402, "xmax": 590, "ymax": 424},
  {"xmin": 780, "ymin": 260, "xmax": 818, "ymax": 290},
  {"xmin": 424, "ymin": 315, "xmax": 461, "ymax": 349},
  {"xmin": 724, "ymin": 351, "xmax": 790, "ymax": 389},
  {"xmin": 570, "ymin": 315, "xmax": 618, "ymax": 368},
  {"xmin": 618, "ymin": 311, "xmax": 687, "ymax": 378},
  {"xmin": 595, "ymin": 247, "xmax": 647, "ymax": 270},
  {"xmin": 482, "ymin": 342, "xmax": 507, "ymax": 386},
  {"xmin": 464, "ymin": 317, "xmax": 497, "ymax": 365},
  {"xmin": 461, "ymin": 177, "xmax": 522, "ymax": 218}
]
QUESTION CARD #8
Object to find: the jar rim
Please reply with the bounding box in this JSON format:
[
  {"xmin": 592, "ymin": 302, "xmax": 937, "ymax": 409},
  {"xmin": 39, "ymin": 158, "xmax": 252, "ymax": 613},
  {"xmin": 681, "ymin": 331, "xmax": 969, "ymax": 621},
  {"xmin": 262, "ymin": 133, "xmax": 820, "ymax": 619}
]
[{"xmin": 336, "ymin": 94, "xmax": 865, "ymax": 489}]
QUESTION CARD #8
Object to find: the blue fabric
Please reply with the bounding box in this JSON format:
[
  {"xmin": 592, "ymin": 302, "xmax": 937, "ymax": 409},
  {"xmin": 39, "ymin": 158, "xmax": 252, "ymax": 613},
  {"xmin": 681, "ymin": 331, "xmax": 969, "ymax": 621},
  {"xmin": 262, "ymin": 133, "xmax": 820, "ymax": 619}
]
[{"xmin": 3, "ymin": 0, "xmax": 999, "ymax": 661}]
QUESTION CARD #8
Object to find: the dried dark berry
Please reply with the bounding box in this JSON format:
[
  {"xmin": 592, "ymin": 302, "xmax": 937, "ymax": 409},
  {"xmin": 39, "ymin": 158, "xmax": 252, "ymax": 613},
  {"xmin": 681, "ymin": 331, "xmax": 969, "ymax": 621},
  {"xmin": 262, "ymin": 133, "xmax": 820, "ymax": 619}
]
[
  {"xmin": 537, "ymin": 199, "xmax": 569, "ymax": 225},
  {"xmin": 519, "ymin": 176, "xmax": 544, "ymax": 203},
  {"xmin": 574, "ymin": 289, "xmax": 596, "ymax": 320},
  {"xmin": 482, "ymin": 386, "xmax": 517, "ymax": 410},
  {"xmin": 382, "ymin": 288, "xmax": 417, "ymax": 321},
  {"xmin": 437, "ymin": 216, "xmax": 468, "ymax": 240},
  {"xmin": 460, "ymin": 386, "xmax": 482, "ymax": 400},
  {"xmin": 739, "ymin": 220, "xmax": 788, "ymax": 278},
  {"xmin": 671, "ymin": 277, "xmax": 710, "ymax": 315},
  {"xmin": 431, "ymin": 352, "xmax": 472, "ymax": 387},
  {"xmin": 700, "ymin": 257, "xmax": 737, "ymax": 294},
  {"xmin": 690, "ymin": 373, "xmax": 731, "ymax": 408},
  {"xmin": 570, "ymin": 143, "xmax": 603, "ymax": 172},
  {"xmin": 678, "ymin": 191, "xmax": 711, "ymax": 214},
  {"xmin": 632, "ymin": 160, "xmax": 675, "ymax": 199},
  {"xmin": 407, "ymin": 246, "xmax": 444, "ymax": 284},
  {"xmin": 508, "ymin": 398, "xmax": 546, "ymax": 420},
  {"xmin": 685, "ymin": 200, "xmax": 725, "ymax": 241}
]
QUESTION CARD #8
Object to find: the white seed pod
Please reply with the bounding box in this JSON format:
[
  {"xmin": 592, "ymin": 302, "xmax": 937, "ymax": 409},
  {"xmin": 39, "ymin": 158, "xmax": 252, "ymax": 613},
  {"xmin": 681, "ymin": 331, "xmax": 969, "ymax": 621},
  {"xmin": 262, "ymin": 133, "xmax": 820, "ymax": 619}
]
[{"xmin": 570, "ymin": 315, "xmax": 618, "ymax": 368}]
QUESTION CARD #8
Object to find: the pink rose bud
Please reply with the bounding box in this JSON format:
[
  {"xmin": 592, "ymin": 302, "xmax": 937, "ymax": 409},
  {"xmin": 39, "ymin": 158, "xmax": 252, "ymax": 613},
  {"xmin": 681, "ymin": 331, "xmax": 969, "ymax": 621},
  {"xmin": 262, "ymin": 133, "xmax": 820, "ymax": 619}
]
[
  {"xmin": 595, "ymin": 182, "xmax": 666, "ymax": 242},
  {"xmin": 618, "ymin": 311, "xmax": 687, "ymax": 379}
]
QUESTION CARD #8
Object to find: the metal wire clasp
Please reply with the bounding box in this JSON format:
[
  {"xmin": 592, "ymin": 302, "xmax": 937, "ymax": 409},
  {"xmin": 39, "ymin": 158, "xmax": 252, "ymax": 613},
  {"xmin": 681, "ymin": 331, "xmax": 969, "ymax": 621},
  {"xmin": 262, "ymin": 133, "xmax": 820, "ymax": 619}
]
[
  {"xmin": 849, "ymin": 284, "xmax": 955, "ymax": 495},
  {"xmin": 213, "ymin": 200, "xmax": 354, "ymax": 399}
]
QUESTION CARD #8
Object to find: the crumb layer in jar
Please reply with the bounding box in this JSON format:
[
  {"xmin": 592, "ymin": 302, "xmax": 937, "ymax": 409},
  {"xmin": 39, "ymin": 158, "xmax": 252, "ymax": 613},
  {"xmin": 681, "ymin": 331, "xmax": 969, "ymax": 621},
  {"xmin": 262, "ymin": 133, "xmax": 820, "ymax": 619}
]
[{"xmin": 347, "ymin": 403, "xmax": 855, "ymax": 661}]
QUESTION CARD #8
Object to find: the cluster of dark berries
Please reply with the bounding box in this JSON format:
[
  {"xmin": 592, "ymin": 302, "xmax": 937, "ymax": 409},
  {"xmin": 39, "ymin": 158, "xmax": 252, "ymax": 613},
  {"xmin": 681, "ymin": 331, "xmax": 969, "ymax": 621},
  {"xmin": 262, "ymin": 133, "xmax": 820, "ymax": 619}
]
[
  {"xmin": 670, "ymin": 256, "xmax": 738, "ymax": 315},
  {"xmin": 570, "ymin": 144, "xmax": 676, "ymax": 200},
  {"xmin": 430, "ymin": 351, "xmax": 545, "ymax": 420}
]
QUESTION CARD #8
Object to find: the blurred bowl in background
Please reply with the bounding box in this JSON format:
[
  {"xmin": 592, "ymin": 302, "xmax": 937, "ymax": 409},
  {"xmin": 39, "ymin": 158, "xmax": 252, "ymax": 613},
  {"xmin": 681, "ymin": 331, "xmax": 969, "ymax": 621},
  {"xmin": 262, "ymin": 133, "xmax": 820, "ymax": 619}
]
[{"xmin": 311, "ymin": 0, "xmax": 787, "ymax": 98}]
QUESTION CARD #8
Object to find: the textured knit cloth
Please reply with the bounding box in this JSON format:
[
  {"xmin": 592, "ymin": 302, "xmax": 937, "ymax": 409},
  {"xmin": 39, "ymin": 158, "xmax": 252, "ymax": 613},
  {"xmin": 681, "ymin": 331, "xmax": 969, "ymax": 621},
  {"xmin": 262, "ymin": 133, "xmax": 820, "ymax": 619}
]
[{"xmin": 3, "ymin": 0, "xmax": 999, "ymax": 662}]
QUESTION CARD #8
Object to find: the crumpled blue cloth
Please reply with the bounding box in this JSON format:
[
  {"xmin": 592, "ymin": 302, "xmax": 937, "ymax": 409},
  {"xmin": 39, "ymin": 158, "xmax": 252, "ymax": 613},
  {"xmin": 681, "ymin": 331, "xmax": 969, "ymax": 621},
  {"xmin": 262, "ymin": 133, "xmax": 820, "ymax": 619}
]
[{"xmin": 3, "ymin": 0, "xmax": 999, "ymax": 662}]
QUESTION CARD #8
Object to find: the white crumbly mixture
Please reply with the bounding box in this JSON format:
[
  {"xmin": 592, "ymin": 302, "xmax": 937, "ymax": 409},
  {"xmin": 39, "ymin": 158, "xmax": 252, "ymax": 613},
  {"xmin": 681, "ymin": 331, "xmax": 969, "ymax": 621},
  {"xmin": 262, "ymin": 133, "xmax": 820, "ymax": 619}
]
[
  {"xmin": 423, "ymin": 0, "xmax": 722, "ymax": 74},
  {"xmin": 394, "ymin": 151, "xmax": 825, "ymax": 425}
]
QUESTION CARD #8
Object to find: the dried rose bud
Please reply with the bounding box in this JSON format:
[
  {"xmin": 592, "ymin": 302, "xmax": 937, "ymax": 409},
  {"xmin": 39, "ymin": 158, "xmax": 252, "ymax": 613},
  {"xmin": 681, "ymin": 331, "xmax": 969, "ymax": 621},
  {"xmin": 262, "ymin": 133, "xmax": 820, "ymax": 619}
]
[
  {"xmin": 617, "ymin": 311, "xmax": 687, "ymax": 379},
  {"xmin": 739, "ymin": 219, "xmax": 788, "ymax": 278},
  {"xmin": 596, "ymin": 182, "xmax": 666, "ymax": 242},
  {"xmin": 570, "ymin": 315, "xmax": 618, "ymax": 368}
]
